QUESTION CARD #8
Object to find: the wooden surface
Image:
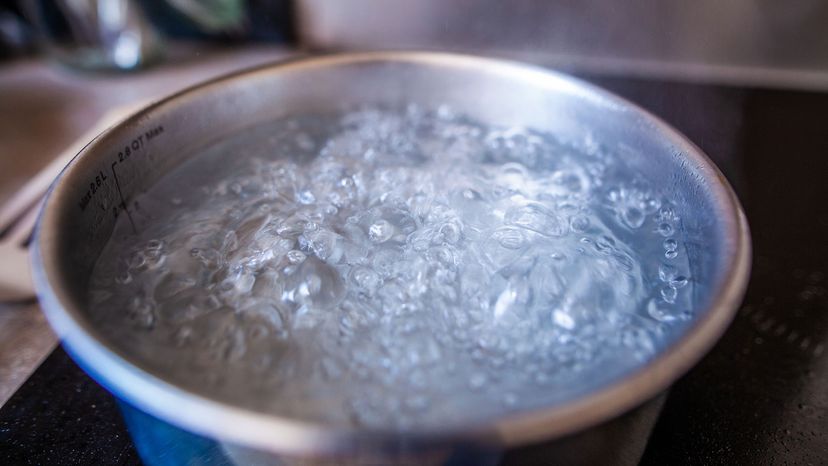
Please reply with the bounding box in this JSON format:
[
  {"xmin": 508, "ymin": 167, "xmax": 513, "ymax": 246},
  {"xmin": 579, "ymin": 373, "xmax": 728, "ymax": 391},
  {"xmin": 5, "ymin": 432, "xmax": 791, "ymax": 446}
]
[
  {"xmin": 0, "ymin": 303, "xmax": 55, "ymax": 407},
  {"xmin": 0, "ymin": 45, "xmax": 293, "ymax": 407}
]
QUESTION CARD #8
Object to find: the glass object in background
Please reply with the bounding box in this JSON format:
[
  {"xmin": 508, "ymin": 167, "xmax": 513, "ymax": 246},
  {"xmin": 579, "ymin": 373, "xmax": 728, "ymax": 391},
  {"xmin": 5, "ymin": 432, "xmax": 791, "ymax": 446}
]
[
  {"xmin": 145, "ymin": 0, "xmax": 292, "ymax": 43},
  {"xmin": 164, "ymin": 0, "xmax": 245, "ymax": 33},
  {"xmin": 0, "ymin": 3, "xmax": 34, "ymax": 59},
  {"xmin": 24, "ymin": 0, "xmax": 162, "ymax": 71}
]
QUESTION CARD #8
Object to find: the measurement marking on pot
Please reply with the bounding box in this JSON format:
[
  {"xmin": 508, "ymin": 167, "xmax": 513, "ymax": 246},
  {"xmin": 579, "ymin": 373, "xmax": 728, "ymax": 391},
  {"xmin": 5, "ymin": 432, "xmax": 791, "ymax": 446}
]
[
  {"xmin": 77, "ymin": 170, "xmax": 108, "ymax": 212},
  {"xmin": 76, "ymin": 125, "xmax": 164, "ymax": 231},
  {"xmin": 111, "ymin": 162, "xmax": 136, "ymax": 233},
  {"xmin": 145, "ymin": 125, "xmax": 164, "ymax": 141}
]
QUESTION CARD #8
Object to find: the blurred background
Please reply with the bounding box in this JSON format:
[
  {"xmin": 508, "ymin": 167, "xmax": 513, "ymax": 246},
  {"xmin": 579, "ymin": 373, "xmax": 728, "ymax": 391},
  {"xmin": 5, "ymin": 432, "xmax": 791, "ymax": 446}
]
[
  {"xmin": 1, "ymin": 1, "xmax": 826, "ymax": 465},
  {"xmin": 4, "ymin": 0, "xmax": 828, "ymax": 81}
]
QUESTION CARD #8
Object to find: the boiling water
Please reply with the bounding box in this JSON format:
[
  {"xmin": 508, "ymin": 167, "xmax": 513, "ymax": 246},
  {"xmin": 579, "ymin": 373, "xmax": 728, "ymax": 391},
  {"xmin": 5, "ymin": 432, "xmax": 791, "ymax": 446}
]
[{"xmin": 89, "ymin": 106, "xmax": 694, "ymax": 429}]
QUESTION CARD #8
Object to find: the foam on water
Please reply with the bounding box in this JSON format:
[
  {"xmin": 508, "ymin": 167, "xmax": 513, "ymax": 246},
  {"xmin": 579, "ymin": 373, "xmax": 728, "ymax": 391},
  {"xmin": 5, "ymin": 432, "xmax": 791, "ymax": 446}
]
[{"xmin": 89, "ymin": 105, "xmax": 695, "ymax": 429}]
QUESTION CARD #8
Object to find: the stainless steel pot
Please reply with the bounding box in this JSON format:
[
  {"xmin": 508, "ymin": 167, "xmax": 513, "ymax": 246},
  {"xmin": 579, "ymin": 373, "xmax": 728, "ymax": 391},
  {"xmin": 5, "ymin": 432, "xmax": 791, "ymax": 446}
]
[{"xmin": 31, "ymin": 52, "xmax": 751, "ymax": 465}]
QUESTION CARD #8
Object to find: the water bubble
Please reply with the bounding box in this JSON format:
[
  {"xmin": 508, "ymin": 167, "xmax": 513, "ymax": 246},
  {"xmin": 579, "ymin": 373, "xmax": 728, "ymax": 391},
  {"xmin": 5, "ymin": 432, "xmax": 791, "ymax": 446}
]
[
  {"xmin": 486, "ymin": 129, "xmax": 544, "ymax": 167},
  {"xmin": 644, "ymin": 197, "xmax": 661, "ymax": 214},
  {"xmin": 427, "ymin": 246, "xmax": 456, "ymax": 267},
  {"xmin": 493, "ymin": 283, "xmax": 519, "ymax": 319},
  {"xmin": 302, "ymin": 229, "xmax": 343, "ymax": 263},
  {"xmin": 146, "ymin": 239, "xmax": 164, "ymax": 250},
  {"xmin": 368, "ymin": 219, "xmax": 395, "ymax": 243},
  {"xmin": 469, "ymin": 373, "xmax": 487, "ymax": 390},
  {"xmin": 436, "ymin": 220, "xmax": 463, "ymax": 245},
  {"xmin": 371, "ymin": 248, "xmax": 400, "ymax": 278},
  {"xmin": 670, "ymin": 276, "xmax": 689, "ymax": 288},
  {"xmin": 658, "ymin": 264, "xmax": 678, "ymax": 282},
  {"xmin": 351, "ymin": 266, "xmax": 382, "ymax": 296},
  {"xmin": 173, "ymin": 326, "xmax": 193, "ymax": 347},
  {"xmin": 222, "ymin": 231, "xmax": 239, "ymax": 253},
  {"xmin": 276, "ymin": 216, "xmax": 309, "ymax": 238},
  {"xmin": 551, "ymin": 170, "xmax": 584, "ymax": 193},
  {"xmin": 505, "ymin": 203, "xmax": 567, "ymax": 237},
  {"xmin": 492, "ymin": 277, "xmax": 532, "ymax": 322},
  {"xmin": 623, "ymin": 207, "xmax": 645, "ymax": 229},
  {"xmin": 552, "ymin": 310, "xmax": 575, "ymax": 330},
  {"xmin": 656, "ymin": 222, "xmax": 674, "ymax": 237},
  {"xmin": 296, "ymin": 188, "xmax": 316, "ymax": 205},
  {"xmin": 190, "ymin": 247, "xmax": 221, "ymax": 269},
  {"xmin": 281, "ymin": 257, "xmax": 345, "ymax": 311},
  {"xmin": 209, "ymin": 324, "xmax": 247, "ymax": 362},
  {"xmin": 613, "ymin": 252, "xmax": 635, "ymax": 272},
  {"xmin": 658, "ymin": 206, "xmax": 675, "ymax": 221},
  {"xmin": 235, "ymin": 214, "xmax": 270, "ymax": 245},
  {"xmin": 235, "ymin": 272, "xmax": 256, "ymax": 294},
  {"xmin": 647, "ymin": 299, "xmax": 679, "ymax": 322},
  {"xmin": 247, "ymin": 323, "xmax": 269, "ymax": 341},
  {"xmin": 569, "ymin": 215, "xmax": 590, "ymax": 233},
  {"xmin": 287, "ymin": 250, "xmax": 306, "ymax": 264},
  {"xmin": 594, "ymin": 235, "xmax": 616, "ymax": 254},
  {"xmin": 462, "ymin": 189, "xmax": 482, "ymax": 201},
  {"xmin": 128, "ymin": 295, "xmax": 155, "ymax": 329},
  {"xmin": 660, "ymin": 285, "xmax": 678, "ymax": 304},
  {"xmin": 127, "ymin": 252, "xmax": 147, "ymax": 271},
  {"xmin": 115, "ymin": 270, "xmax": 133, "ymax": 285},
  {"xmin": 663, "ymin": 238, "xmax": 679, "ymax": 259},
  {"xmin": 491, "ymin": 227, "xmax": 525, "ymax": 249}
]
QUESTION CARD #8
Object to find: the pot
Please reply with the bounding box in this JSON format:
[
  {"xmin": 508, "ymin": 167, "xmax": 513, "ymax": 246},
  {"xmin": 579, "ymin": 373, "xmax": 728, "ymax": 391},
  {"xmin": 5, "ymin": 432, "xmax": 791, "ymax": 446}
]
[{"xmin": 31, "ymin": 52, "xmax": 751, "ymax": 465}]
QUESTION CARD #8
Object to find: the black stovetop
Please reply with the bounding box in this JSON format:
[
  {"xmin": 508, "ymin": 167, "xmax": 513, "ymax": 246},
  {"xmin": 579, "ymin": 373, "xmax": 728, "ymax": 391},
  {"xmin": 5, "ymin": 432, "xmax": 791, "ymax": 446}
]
[{"xmin": 1, "ymin": 73, "xmax": 827, "ymax": 465}]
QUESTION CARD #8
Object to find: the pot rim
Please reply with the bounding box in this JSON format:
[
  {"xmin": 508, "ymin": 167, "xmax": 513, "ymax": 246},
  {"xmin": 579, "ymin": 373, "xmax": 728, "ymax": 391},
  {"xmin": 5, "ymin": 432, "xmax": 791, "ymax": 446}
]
[{"xmin": 31, "ymin": 51, "xmax": 751, "ymax": 455}]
